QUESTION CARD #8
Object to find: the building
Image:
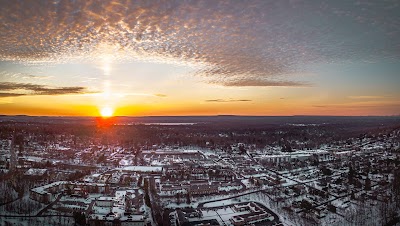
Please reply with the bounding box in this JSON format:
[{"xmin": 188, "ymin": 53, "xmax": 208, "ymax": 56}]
[
  {"xmin": 190, "ymin": 184, "xmax": 218, "ymax": 195},
  {"xmin": 30, "ymin": 181, "xmax": 109, "ymax": 204},
  {"xmin": 230, "ymin": 202, "xmax": 274, "ymax": 226}
]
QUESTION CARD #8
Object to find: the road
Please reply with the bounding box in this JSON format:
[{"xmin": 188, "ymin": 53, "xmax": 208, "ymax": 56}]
[
  {"xmin": 85, "ymin": 200, "xmax": 96, "ymax": 215},
  {"xmin": 36, "ymin": 193, "xmax": 62, "ymax": 216},
  {"xmin": 197, "ymin": 188, "xmax": 266, "ymax": 208}
]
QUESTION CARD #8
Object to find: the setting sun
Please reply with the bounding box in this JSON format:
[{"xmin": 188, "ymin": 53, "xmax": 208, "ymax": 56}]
[{"xmin": 100, "ymin": 107, "xmax": 114, "ymax": 118}]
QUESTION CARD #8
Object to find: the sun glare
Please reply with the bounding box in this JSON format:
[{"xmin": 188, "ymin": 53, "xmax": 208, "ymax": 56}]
[{"xmin": 100, "ymin": 107, "xmax": 113, "ymax": 118}]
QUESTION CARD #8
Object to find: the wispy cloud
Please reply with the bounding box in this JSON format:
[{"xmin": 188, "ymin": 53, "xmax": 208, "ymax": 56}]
[
  {"xmin": 0, "ymin": 82, "xmax": 93, "ymax": 97},
  {"xmin": 0, "ymin": 71, "xmax": 52, "ymax": 80},
  {"xmin": 21, "ymin": 74, "xmax": 53, "ymax": 80},
  {"xmin": 348, "ymin": 95, "xmax": 388, "ymax": 100},
  {"xmin": 208, "ymin": 78, "xmax": 311, "ymax": 87},
  {"xmin": 205, "ymin": 99, "xmax": 252, "ymax": 102},
  {"xmin": 154, "ymin": 94, "xmax": 167, "ymax": 97}
]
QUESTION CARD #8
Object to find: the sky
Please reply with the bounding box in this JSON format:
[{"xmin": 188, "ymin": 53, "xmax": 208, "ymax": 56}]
[{"xmin": 0, "ymin": 0, "xmax": 399, "ymax": 116}]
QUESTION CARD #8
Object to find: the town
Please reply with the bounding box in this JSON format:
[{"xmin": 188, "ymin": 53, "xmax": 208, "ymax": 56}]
[{"xmin": 0, "ymin": 116, "xmax": 399, "ymax": 226}]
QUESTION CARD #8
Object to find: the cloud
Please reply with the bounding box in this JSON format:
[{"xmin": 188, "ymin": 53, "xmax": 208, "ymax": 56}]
[
  {"xmin": 0, "ymin": 0, "xmax": 399, "ymax": 87},
  {"xmin": 208, "ymin": 78, "xmax": 311, "ymax": 87},
  {"xmin": 0, "ymin": 92, "xmax": 25, "ymax": 97},
  {"xmin": 312, "ymin": 105, "xmax": 328, "ymax": 108},
  {"xmin": 348, "ymin": 95, "xmax": 388, "ymax": 100},
  {"xmin": 154, "ymin": 94, "xmax": 167, "ymax": 97},
  {"xmin": 205, "ymin": 99, "xmax": 252, "ymax": 102},
  {"xmin": 0, "ymin": 82, "xmax": 93, "ymax": 97},
  {"xmin": 21, "ymin": 74, "xmax": 53, "ymax": 80}
]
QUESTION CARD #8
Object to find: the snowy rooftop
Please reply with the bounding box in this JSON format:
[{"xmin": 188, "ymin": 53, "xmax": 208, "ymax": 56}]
[
  {"xmin": 121, "ymin": 166, "xmax": 163, "ymax": 172},
  {"xmin": 24, "ymin": 168, "xmax": 47, "ymax": 176}
]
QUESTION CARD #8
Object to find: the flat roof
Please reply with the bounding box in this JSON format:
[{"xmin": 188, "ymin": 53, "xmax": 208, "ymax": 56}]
[{"xmin": 121, "ymin": 166, "xmax": 163, "ymax": 172}]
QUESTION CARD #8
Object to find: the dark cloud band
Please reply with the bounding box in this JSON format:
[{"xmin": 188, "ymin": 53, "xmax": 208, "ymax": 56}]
[{"xmin": 0, "ymin": 82, "xmax": 92, "ymax": 97}]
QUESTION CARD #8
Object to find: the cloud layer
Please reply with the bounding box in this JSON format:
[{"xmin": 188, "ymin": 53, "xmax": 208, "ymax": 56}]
[
  {"xmin": 0, "ymin": 0, "xmax": 399, "ymax": 86},
  {"xmin": 0, "ymin": 82, "xmax": 92, "ymax": 97}
]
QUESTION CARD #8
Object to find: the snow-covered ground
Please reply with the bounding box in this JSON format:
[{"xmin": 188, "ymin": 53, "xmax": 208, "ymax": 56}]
[{"xmin": 0, "ymin": 195, "xmax": 45, "ymax": 216}]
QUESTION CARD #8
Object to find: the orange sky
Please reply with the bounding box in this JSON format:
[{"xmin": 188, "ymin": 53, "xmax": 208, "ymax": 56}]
[{"xmin": 1, "ymin": 1, "xmax": 400, "ymax": 116}]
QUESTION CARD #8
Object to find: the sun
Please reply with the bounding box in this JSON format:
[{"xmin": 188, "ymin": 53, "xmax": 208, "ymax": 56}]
[{"xmin": 100, "ymin": 107, "xmax": 114, "ymax": 118}]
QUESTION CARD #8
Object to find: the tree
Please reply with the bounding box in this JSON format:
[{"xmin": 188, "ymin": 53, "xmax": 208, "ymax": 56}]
[
  {"xmin": 96, "ymin": 154, "xmax": 106, "ymax": 164},
  {"xmin": 321, "ymin": 166, "xmax": 332, "ymax": 176},
  {"xmin": 176, "ymin": 192, "xmax": 181, "ymax": 204},
  {"xmin": 365, "ymin": 177, "xmax": 371, "ymax": 191},
  {"xmin": 348, "ymin": 165, "xmax": 356, "ymax": 185},
  {"xmin": 300, "ymin": 199, "xmax": 313, "ymax": 212},
  {"xmin": 45, "ymin": 160, "xmax": 52, "ymax": 167},
  {"xmin": 15, "ymin": 134, "xmax": 24, "ymax": 153},
  {"xmin": 393, "ymin": 168, "xmax": 400, "ymax": 209},
  {"xmin": 137, "ymin": 176, "xmax": 143, "ymax": 187},
  {"xmin": 239, "ymin": 145, "xmax": 246, "ymax": 154},
  {"xmin": 66, "ymin": 185, "xmax": 72, "ymax": 196},
  {"xmin": 144, "ymin": 190, "xmax": 151, "ymax": 207},
  {"xmin": 327, "ymin": 204, "xmax": 336, "ymax": 213},
  {"xmin": 351, "ymin": 192, "xmax": 356, "ymax": 200},
  {"xmin": 186, "ymin": 192, "xmax": 191, "ymax": 204},
  {"xmin": 144, "ymin": 179, "xmax": 152, "ymax": 208},
  {"xmin": 73, "ymin": 212, "xmax": 86, "ymax": 226}
]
